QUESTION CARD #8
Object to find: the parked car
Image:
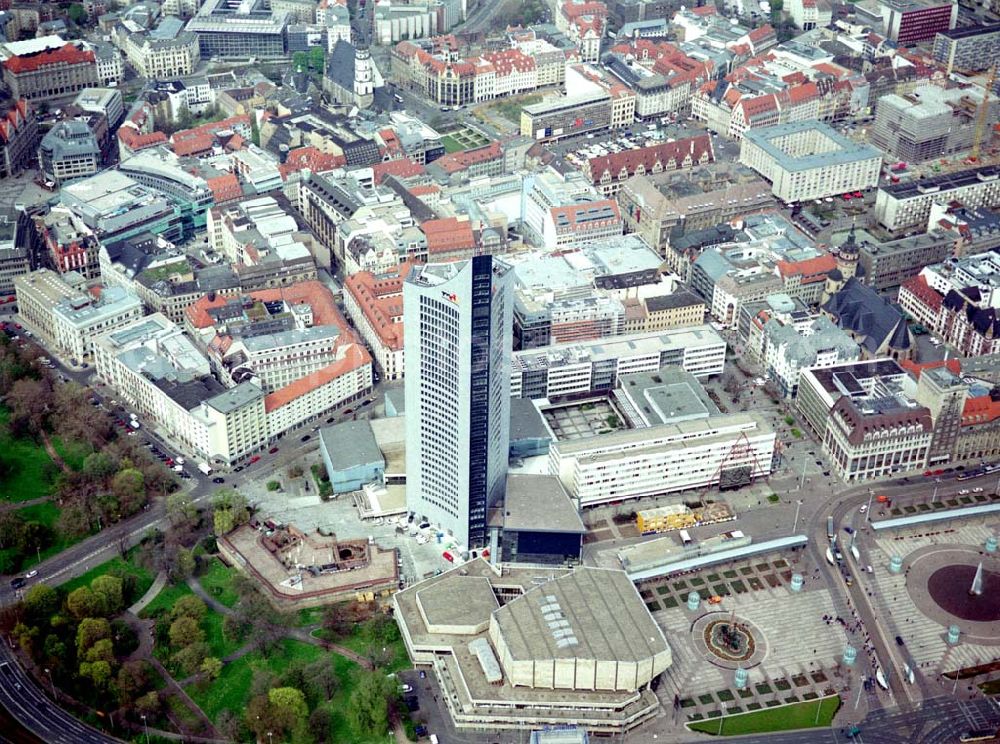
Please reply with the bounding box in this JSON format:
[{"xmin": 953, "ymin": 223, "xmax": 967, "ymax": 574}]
[
  {"xmin": 269, "ymin": 447, "xmax": 279, "ymax": 454},
  {"xmin": 212, "ymin": 477, "xmax": 225, "ymax": 484}
]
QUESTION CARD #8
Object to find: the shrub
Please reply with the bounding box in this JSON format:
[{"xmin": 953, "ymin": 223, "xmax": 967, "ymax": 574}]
[{"xmin": 266, "ymin": 480, "xmax": 281, "ymax": 492}]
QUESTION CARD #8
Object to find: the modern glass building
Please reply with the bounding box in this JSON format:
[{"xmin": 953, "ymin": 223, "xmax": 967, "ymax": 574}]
[{"xmin": 404, "ymin": 256, "xmax": 513, "ymax": 547}]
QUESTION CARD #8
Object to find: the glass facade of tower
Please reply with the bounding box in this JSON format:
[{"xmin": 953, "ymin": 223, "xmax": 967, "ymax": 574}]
[{"xmin": 404, "ymin": 256, "xmax": 512, "ymax": 547}]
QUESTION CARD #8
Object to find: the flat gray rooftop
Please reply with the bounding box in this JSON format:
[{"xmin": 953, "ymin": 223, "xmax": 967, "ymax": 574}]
[
  {"xmin": 319, "ymin": 420, "xmax": 383, "ymax": 471},
  {"xmin": 504, "ymin": 474, "xmax": 585, "ymax": 534},
  {"xmin": 416, "ymin": 575, "xmax": 498, "ymax": 628}
]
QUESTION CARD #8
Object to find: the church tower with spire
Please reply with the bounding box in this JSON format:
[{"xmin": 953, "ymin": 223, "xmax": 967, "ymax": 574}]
[
  {"xmin": 353, "ymin": 45, "xmax": 374, "ymax": 109},
  {"xmin": 822, "ymin": 224, "xmax": 862, "ymax": 304}
]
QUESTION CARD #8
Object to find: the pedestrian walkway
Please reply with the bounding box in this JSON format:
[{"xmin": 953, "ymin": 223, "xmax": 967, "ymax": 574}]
[{"xmin": 128, "ymin": 571, "xmax": 166, "ymax": 615}]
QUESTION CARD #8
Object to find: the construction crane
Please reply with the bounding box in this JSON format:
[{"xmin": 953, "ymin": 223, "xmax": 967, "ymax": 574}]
[{"xmin": 971, "ymin": 64, "xmax": 997, "ymax": 163}]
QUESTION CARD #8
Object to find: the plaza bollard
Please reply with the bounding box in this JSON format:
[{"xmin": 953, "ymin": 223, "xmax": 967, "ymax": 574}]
[
  {"xmin": 843, "ymin": 645, "xmax": 857, "ymax": 666},
  {"xmin": 790, "ymin": 573, "xmax": 804, "ymax": 592},
  {"xmin": 889, "ymin": 555, "xmax": 903, "ymax": 574},
  {"xmin": 948, "ymin": 625, "xmax": 961, "ymax": 645},
  {"xmin": 735, "ymin": 667, "xmax": 748, "ymax": 690},
  {"xmin": 687, "ymin": 590, "xmax": 701, "ymax": 611},
  {"xmin": 986, "ymin": 536, "xmax": 998, "ymax": 554}
]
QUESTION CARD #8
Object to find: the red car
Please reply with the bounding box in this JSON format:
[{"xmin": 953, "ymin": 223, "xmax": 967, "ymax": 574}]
[
  {"xmin": 842, "ymin": 194, "xmax": 852, "ymax": 200},
  {"xmin": 852, "ymin": 191, "xmax": 863, "ymax": 198},
  {"xmin": 249, "ymin": 455, "xmax": 261, "ymax": 464},
  {"xmin": 268, "ymin": 447, "xmax": 279, "ymax": 454},
  {"xmin": 442, "ymin": 551, "xmax": 454, "ymax": 563}
]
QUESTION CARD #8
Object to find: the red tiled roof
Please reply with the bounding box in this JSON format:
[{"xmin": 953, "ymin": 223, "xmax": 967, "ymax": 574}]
[
  {"xmin": 748, "ymin": 24, "xmax": 775, "ymax": 43},
  {"xmin": 691, "ymin": 5, "xmax": 717, "ymax": 14},
  {"xmin": 900, "ymin": 358, "xmax": 961, "ymax": 378},
  {"xmin": 205, "ymin": 173, "xmax": 242, "ymax": 204},
  {"xmin": 118, "ymin": 126, "xmax": 168, "ymax": 152},
  {"xmin": 279, "ymin": 146, "xmax": 345, "ymax": 180},
  {"xmin": 186, "ymin": 280, "xmax": 343, "ymax": 330},
  {"xmin": 408, "ymin": 184, "xmax": 440, "ymax": 197},
  {"xmin": 3, "ymin": 43, "xmax": 94, "ymax": 74},
  {"xmin": 560, "ymin": 0, "xmax": 607, "ymax": 20},
  {"xmin": 550, "ymin": 199, "xmax": 621, "ymax": 230},
  {"xmin": 775, "ymin": 254, "xmax": 837, "ymax": 283},
  {"xmin": 264, "ymin": 342, "xmax": 371, "ymax": 413},
  {"xmin": 171, "ymin": 134, "xmax": 213, "ymax": 157},
  {"xmin": 431, "ymin": 141, "xmax": 502, "ymax": 174},
  {"xmin": 484, "ymin": 48, "xmax": 535, "ymax": 75},
  {"xmin": 900, "ymin": 275, "xmax": 944, "ymax": 313},
  {"xmin": 372, "ymin": 157, "xmax": 426, "ymax": 184},
  {"xmin": 786, "ymin": 81, "xmax": 820, "ymax": 105},
  {"xmin": 962, "ymin": 393, "xmax": 1000, "ymax": 426},
  {"xmin": 584, "ymin": 134, "xmax": 713, "ymax": 185},
  {"xmin": 422, "ymin": 217, "xmax": 475, "ymax": 255},
  {"xmin": 343, "ymin": 261, "xmax": 418, "ymax": 350},
  {"xmin": 0, "ymin": 99, "xmax": 29, "ymax": 144}
]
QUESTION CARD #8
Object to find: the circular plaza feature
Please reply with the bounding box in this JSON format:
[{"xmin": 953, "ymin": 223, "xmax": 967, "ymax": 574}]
[
  {"xmin": 904, "ymin": 545, "xmax": 1000, "ymax": 644},
  {"xmin": 926, "ymin": 564, "xmax": 1000, "ymax": 622},
  {"xmin": 692, "ymin": 612, "xmax": 767, "ymax": 669}
]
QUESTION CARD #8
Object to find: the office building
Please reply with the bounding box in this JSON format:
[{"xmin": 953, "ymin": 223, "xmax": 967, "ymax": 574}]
[
  {"xmin": 59, "ymin": 170, "xmax": 185, "ymax": 245},
  {"xmin": 74, "ymin": 87, "xmax": 125, "ymax": 129},
  {"xmin": 0, "ymin": 211, "xmax": 29, "ymax": 296},
  {"xmin": 14, "ymin": 269, "xmax": 143, "ymax": 362},
  {"xmin": 511, "ymin": 325, "xmax": 726, "ymax": 400},
  {"xmin": 38, "ymin": 120, "xmax": 100, "ymax": 185},
  {"xmin": 870, "ymin": 85, "xmax": 999, "ymax": 163},
  {"xmin": 797, "ymin": 359, "xmax": 932, "ymax": 481},
  {"xmin": 90, "ymin": 41, "xmax": 124, "ymax": 86},
  {"xmin": 760, "ymin": 314, "xmax": 860, "ymax": 398},
  {"xmin": 933, "ymin": 25, "xmax": 1000, "ymax": 74},
  {"xmin": 2, "ymin": 41, "xmax": 97, "ymax": 102},
  {"xmin": 93, "ymin": 313, "xmax": 271, "ymax": 466},
  {"xmin": 550, "ymin": 368, "xmax": 776, "ymax": 506},
  {"xmin": 404, "ymin": 257, "xmax": 514, "ymax": 548},
  {"xmin": 0, "ymin": 100, "xmax": 39, "ymax": 179},
  {"xmin": 866, "ymin": 0, "xmax": 957, "ymax": 45},
  {"xmin": 739, "ymin": 121, "xmax": 882, "ymax": 203},
  {"xmin": 187, "ymin": 0, "xmax": 291, "ymax": 61},
  {"xmin": 855, "ymin": 230, "xmax": 954, "ymax": 292},
  {"xmin": 114, "ymin": 24, "xmax": 201, "ymax": 79},
  {"xmin": 875, "ymin": 166, "xmax": 1000, "ymax": 232},
  {"xmin": 343, "ymin": 261, "xmax": 416, "ymax": 382},
  {"xmin": 520, "ymin": 90, "xmax": 614, "ymax": 142}
]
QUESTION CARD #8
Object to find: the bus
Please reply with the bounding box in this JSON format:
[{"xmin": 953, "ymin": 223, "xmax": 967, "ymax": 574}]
[
  {"xmin": 827, "ymin": 516, "xmax": 835, "ymax": 539},
  {"xmin": 960, "ymin": 730, "xmax": 998, "ymax": 742},
  {"xmin": 679, "ymin": 530, "xmax": 693, "ymax": 547}
]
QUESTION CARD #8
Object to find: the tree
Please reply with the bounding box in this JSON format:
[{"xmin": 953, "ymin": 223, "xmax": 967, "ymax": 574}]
[
  {"xmin": 0, "ymin": 511, "xmax": 25, "ymax": 550},
  {"xmin": 250, "ymin": 668, "xmax": 277, "ymax": 699},
  {"xmin": 84, "ymin": 637, "xmax": 115, "ymax": 666},
  {"xmin": 302, "ymin": 658, "xmax": 338, "ymax": 704},
  {"xmin": 245, "ymin": 694, "xmax": 288, "ymax": 741},
  {"xmin": 56, "ymin": 504, "xmax": 92, "ymax": 540},
  {"xmin": 348, "ymin": 670, "xmax": 393, "ymax": 736},
  {"xmin": 21, "ymin": 583, "xmax": 58, "ymax": 625},
  {"xmin": 76, "ymin": 617, "xmax": 111, "ymax": 658},
  {"xmin": 79, "ymin": 659, "xmax": 112, "ymax": 688},
  {"xmin": 82, "ymin": 451, "xmax": 117, "ymax": 480},
  {"xmin": 292, "ymin": 51, "xmax": 309, "ymax": 70},
  {"xmin": 212, "ymin": 489, "xmax": 250, "ymax": 536},
  {"xmin": 321, "ymin": 603, "xmax": 351, "ymax": 637},
  {"xmin": 269, "ymin": 686, "xmax": 308, "ymax": 721},
  {"xmin": 67, "ymin": 586, "xmax": 103, "ymax": 620},
  {"xmin": 172, "ymin": 641, "xmax": 209, "ymax": 676},
  {"xmin": 200, "ymin": 656, "xmax": 223, "ymax": 681},
  {"xmin": 171, "ymin": 595, "xmax": 207, "ymax": 623},
  {"xmin": 68, "ymin": 4, "xmax": 86, "ymax": 24},
  {"xmin": 112, "ymin": 467, "xmax": 145, "ymax": 516},
  {"xmin": 308, "ymin": 706, "xmax": 332, "ymax": 743},
  {"xmin": 17, "ymin": 520, "xmax": 52, "ymax": 556},
  {"xmin": 169, "ymin": 616, "xmax": 204, "ymax": 648},
  {"xmin": 217, "ymin": 709, "xmax": 243, "ymax": 742},
  {"xmin": 308, "ymin": 45, "xmax": 325, "ymax": 72},
  {"xmin": 135, "ymin": 690, "xmax": 160, "ymax": 717},
  {"xmin": 91, "ymin": 575, "xmax": 124, "ymax": 616},
  {"xmin": 6, "ymin": 377, "xmax": 53, "ymax": 436},
  {"xmin": 116, "ymin": 660, "xmax": 148, "ymax": 705},
  {"xmin": 166, "ymin": 492, "xmax": 197, "ymax": 529}
]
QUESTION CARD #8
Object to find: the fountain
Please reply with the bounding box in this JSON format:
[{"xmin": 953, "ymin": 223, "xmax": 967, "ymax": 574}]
[{"xmin": 970, "ymin": 562, "xmax": 984, "ymax": 596}]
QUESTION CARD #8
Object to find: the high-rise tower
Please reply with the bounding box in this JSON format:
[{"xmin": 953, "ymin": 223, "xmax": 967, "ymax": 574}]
[{"xmin": 403, "ymin": 256, "xmax": 513, "ymax": 548}]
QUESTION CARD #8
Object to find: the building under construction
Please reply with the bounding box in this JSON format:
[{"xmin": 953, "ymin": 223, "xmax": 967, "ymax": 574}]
[{"xmin": 870, "ymin": 84, "xmax": 999, "ymax": 163}]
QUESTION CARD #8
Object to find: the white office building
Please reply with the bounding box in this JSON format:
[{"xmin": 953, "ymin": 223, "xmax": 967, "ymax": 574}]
[
  {"xmin": 739, "ymin": 120, "xmax": 882, "ymax": 203},
  {"xmin": 550, "ymin": 369, "xmax": 775, "ymax": 506},
  {"xmin": 511, "ymin": 326, "xmax": 726, "ymax": 399},
  {"xmin": 404, "ymin": 256, "xmax": 514, "ymax": 548}
]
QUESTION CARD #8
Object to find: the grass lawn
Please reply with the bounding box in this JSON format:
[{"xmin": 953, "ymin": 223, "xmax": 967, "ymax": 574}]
[
  {"xmin": 139, "ymin": 581, "xmax": 195, "ymax": 619},
  {"xmin": 198, "ymin": 558, "xmax": 240, "ymax": 608},
  {"xmin": 440, "ymin": 135, "xmax": 466, "ymax": 153},
  {"xmin": 186, "ymin": 638, "xmax": 327, "ymax": 720},
  {"xmin": 490, "ymin": 94, "xmax": 542, "ymax": 124},
  {"xmin": 50, "ymin": 436, "xmax": 91, "ymax": 471},
  {"xmin": 0, "ymin": 407, "xmax": 58, "ymax": 503},
  {"xmin": 203, "ymin": 610, "xmax": 241, "ymax": 659},
  {"xmin": 322, "ymin": 620, "xmax": 411, "ymax": 674},
  {"xmin": 687, "ymin": 695, "xmax": 840, "ymax": 736},
  {"xmin": 60, "ymin": 551, "xmax": 154, "ymax": 603}
]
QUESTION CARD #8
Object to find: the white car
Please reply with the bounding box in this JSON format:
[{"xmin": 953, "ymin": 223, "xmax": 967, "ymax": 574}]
[
  {"xmin": 399, "ymin": 684, "xmax": 413, "ymax": 693},
  {"xmin": 25, "ymin": 570, "xmax": 37, "ymax": 579},
  {"xmin": 959, "ymin": 489, "xmax": 970, "ymax": 495},
  {"xmin": 859, "ymin": 505, "xmax": 868, "ymax": 514},
  {"xmin": 973, "ymin": 487, "xmax": 984, "ymax": 493}
]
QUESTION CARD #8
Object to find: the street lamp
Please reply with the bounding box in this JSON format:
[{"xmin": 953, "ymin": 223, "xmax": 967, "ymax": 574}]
[
  {"xmin": 268, "ymin": 732, "xmax": 273, "ymax": 744},
  {"xmin": 792, "ymin": 499, "xmax": 803, "ymax": 535},
  {"xmin": 141, "ymin": 714, "xmax": 149, "ymax": 744},
  {"xmin": 43, "ymin": 668, "xmax": 55, "ymax": 699}
]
